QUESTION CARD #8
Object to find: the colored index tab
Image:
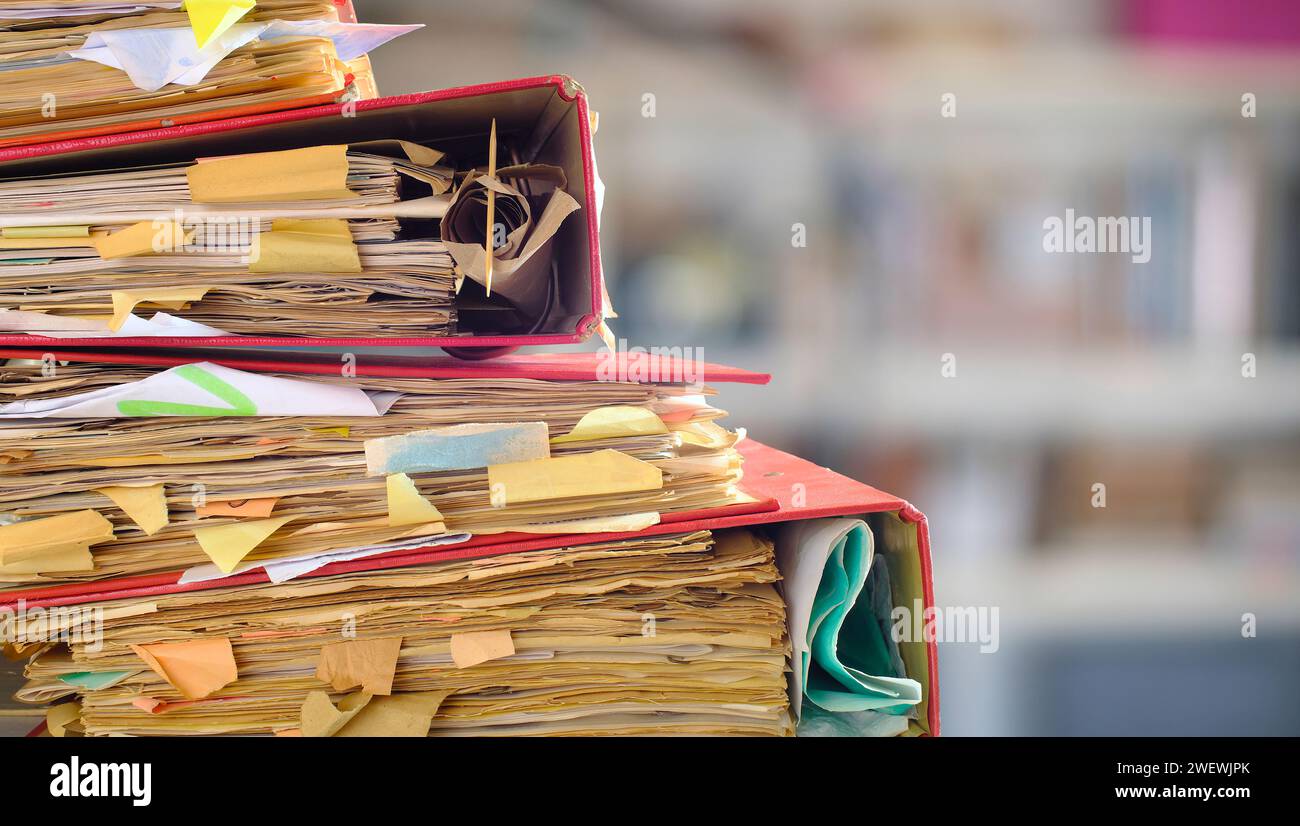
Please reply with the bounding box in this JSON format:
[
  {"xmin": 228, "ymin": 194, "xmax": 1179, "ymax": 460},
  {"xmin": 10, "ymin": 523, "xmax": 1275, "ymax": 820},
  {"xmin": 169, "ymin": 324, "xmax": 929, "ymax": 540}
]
[
  {"xmin": 110, "ymin": 286, "xmax": 210, "ymax": 331},
  {"xmin": 193, "ymin": 515, "xmax": 293, "ymax": 573},
  {"xmin": 551, "ymin": 406, "xmax": 669, "ymax": 443},
  {"xmin": 315, "ymin": 636, "xmax": 403, "ymax": 696},
  {"xmin": 249, "ymin": 219, "xmax": 361, "ymax": 274},
  {"xmin": 365, "ymin": 422, "xmax": 550, "ymax": 476},
  {"xmin": 450, "ymin": 629, "xmax": 514, "ymax": 669},
  {"xmin": 300, "ymin": 691, "xmax": 371, "ymax": 738},
  {"xmin": 0, "ymin": 509, "xmax": 114, "ymax": 565},
  {"xmin": 2, "ymin": 225, "xmax": 90, "ymax": 239},
  {"xmin": 195, "ymin": 498, "xmax": 278, "ymax": 518},
  {"xmin": 184, "ymin": 0, "xmax": 256, "ymax": 49},
  {"xmin": 95, "ymin": 483, "xmax": 169, "ymax": 535},
  {"xmin": 486, "ymin": 449, "xmax": 663, "ymax": 505},
  {"xmin": 186, "ymin": 145, "xmax": 353, "ymax": 203},
  {"xmin": 93, "ymin": 220, "xmax": 192, "ymax": 259},
  {"xmin": 130, "ymin": 637, "xmax": 237, "ymax": 700},
  {"xmin": 385, "ymin": 474, "xmax": 445, "ymax": 527}
]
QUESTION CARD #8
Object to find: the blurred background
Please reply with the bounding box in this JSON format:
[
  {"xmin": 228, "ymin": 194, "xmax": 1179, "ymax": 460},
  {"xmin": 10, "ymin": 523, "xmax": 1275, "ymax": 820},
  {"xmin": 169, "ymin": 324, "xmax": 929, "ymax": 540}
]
[{"xmin": 361, "ymin": 0, "xmax": 1300, "ymax": 736}]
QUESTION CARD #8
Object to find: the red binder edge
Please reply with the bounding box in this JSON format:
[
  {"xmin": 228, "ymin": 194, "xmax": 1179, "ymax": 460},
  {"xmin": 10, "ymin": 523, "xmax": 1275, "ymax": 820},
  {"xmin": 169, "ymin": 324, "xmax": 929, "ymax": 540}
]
[
  {"xmin": 0, "ymin": 75, "xmax": 603, "ymax": 350},
  {"xmin": 2, "ymin": 440, "xmax": 939, "ymax": 735},
  {"xmin": 0, "ymin": 349, "xmax": 771, "ymax": 384}
]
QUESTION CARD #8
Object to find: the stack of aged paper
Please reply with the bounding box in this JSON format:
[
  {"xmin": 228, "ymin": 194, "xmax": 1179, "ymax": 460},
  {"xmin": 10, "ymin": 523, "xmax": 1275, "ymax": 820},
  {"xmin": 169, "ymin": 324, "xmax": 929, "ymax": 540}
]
[
  {"xmin": 0, "ymin": 1, "xmax": 412, "ymax": 143},
  {"xmin": 0, "ymin": 143, "xmax": 458, "ymax": 337},
  {"xmin": 13, "ymin": 529, "xmax": 790, "ymax": 736},
  {"xmin": 0, "ymin": 359, "xmax": 750, "ymax": 588}
]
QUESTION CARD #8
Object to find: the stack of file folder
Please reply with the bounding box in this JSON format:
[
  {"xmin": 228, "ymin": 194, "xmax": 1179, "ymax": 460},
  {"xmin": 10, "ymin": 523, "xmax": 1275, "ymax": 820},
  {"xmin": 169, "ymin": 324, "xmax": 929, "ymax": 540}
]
[
  {"xmin": 0, "ymin": 1, "xmax": 409, "ymax": 147},
  {"xmin": 0, "ymin": 35, "xmax": 940, "ymax": 737}
]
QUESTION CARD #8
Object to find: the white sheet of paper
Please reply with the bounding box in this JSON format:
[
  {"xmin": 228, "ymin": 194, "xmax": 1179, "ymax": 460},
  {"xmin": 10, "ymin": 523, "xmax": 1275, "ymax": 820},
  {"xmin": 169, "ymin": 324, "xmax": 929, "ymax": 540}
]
[
  {"xmin": 68, "ymin": 23, "xmax": 268, "ymax": 92},
  {"xmin": 177, "ymin": 531, "xmax": 470, "ymax": 585},
  {"xmin": 259, "ymin": 21, "xmax": 424, "ymax": 62},
  {"xmin": 9, "ymin": 311, "xmax": 230, "ymax": 338},
  {"xmin": 67, "ymin": 22, "xmax": 423, "ymax": 92},
  {"xmin": 774, "ymin": 518, "xmax": 871, "ymax": 722},
  {"xmin": 0, "ymin": 362, "xmax": 396, "ymax": 419},
  {"xmin": 0, "ymin": 4, "xmax": 179, "ymax": 19}
]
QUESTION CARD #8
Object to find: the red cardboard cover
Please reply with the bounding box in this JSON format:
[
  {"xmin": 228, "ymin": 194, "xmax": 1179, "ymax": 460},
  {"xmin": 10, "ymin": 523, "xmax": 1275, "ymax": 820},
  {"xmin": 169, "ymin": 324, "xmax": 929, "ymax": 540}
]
[
  {"xmin": 1, "ymin": 440, "xmax": 939, "ymax": 735},
  {"xmin": 0, "ymin": 349, "xmax": 769, "ymax": 384},
  {"xmin": 0, "ymin": 76, "xmax": 603, "ymax": 354}
]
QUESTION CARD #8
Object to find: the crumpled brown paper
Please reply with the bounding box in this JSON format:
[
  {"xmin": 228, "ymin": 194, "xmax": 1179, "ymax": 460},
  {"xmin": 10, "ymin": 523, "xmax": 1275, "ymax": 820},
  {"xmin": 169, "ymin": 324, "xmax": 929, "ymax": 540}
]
[{"xmin": 441, "ymin": 163, "xmax": 581, "ymax": 321}]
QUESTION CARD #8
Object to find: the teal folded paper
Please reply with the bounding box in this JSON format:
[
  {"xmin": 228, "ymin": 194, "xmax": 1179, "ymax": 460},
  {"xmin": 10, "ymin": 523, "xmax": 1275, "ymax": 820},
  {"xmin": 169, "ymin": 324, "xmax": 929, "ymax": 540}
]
[{"xmin": 776, "ymin": 518, "xmax": 922, "ymax": 732}]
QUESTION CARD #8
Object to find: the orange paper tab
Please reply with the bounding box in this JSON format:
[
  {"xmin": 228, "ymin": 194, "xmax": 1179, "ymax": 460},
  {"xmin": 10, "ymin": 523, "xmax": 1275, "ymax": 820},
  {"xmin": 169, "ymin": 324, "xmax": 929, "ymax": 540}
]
[
  {"xmin": 315, "ymin": 637, "xmax": 403, "ymax": 696},
  {"xmin": 450, "ymin": 629, "xmax": 514, "ymax": 669},
  {"xmin": 130, "ymin": 637, "xmax": 237, "ymax": 700},
  {"xmin": 195, "ymin": 498, "xmax": 279, "ymax": 518}
]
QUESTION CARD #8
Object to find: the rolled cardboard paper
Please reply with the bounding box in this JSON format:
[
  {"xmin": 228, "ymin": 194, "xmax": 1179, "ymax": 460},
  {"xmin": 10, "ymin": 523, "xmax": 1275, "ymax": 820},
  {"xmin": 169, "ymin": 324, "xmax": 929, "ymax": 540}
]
[{"xmin": 441, "ymin": 164, "xmax": 580, "ymax": 321}]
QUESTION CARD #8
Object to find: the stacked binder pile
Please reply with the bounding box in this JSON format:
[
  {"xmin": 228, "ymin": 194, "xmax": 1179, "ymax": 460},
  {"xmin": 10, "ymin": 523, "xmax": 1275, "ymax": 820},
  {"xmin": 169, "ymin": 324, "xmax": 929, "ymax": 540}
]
[
  {"xmin": 0, "ymin": 4, "xmax": 938, "ymax": 739},
  {"xmin": 0, "ymin": 0, "xmax": 413, "ymax": 146},
  {"xmin": 1, "ymin": 355, "xmax": 801, "ymax": 736}
]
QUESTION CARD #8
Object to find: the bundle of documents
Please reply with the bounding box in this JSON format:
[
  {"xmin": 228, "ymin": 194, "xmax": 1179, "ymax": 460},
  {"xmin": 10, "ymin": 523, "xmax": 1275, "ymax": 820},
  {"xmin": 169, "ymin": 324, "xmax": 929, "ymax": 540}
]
[
  {"xmin": 0, "ymin": 53, "xmax": 937, "ymax": 737},
  {"xmin": 0, "ymin": 142, "xmax": 460, "ymax": 337},
  {"xmin": 0, "ymin": 359, "xmax": 748, "ymax": 587},
  {"xmin": 17, "ymin": 529, "xmax": 791, "ymax": 736},
  {"xmin": 0, "ymin": 1, "xmax": 415, "ymax": 144}
]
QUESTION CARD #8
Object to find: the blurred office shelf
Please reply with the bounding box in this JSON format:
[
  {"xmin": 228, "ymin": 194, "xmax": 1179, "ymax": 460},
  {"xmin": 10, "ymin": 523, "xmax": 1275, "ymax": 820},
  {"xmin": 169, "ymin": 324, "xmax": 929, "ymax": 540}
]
[
  {"xmin": 938, "ymin": 548, "xmax": 1300, "ymax": 634},
  {"xmin": 710, "ymin": 344, "xmax": 1300, "ymax": 440}
]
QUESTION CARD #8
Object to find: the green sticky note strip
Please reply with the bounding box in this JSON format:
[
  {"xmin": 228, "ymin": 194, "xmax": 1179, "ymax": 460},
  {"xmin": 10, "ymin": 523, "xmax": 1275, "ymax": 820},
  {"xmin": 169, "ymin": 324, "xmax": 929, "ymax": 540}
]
[
  {"xmin": 58, "ymin": 670, "xmax": 134, "ymax": 691},
  {"xmin": 803, "ymin": 522, "xmax": 922, "ymax": 715}
]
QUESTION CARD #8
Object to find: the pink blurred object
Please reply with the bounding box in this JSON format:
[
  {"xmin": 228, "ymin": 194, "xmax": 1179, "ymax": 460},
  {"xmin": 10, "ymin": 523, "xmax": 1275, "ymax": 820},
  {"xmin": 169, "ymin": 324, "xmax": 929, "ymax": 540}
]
[{"xmin": 1126, "ymin": 0, "xmax": 1300, "ymax": 47}]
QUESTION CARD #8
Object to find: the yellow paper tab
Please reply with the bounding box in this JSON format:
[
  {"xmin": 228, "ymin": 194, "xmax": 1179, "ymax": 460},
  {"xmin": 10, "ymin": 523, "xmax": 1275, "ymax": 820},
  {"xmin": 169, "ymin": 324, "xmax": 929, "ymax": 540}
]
[
  {"xmin": 0, "ymin": 543, "xmax": 94, "ymax": 575},
  {"xmin": 551, "ymin": 405, "xmax": 668, "ymax": 443},
  {"xmin": 270, "ymin": 218, "xmax": 350, "ymax": 237},
  {"xmin": 671, "ymin": 420, "xmax": 733, "ymax": 449},
  {"xmin": 93, "ymin": 221, "xmax": 191, "ymax": 260},
  {"xmin": 96, "ymin": 484, "xmax": 168, "ymax": 536},
  {"xmin": 184, "ymin": 0, "xmax": 255, "ymax": 49},
  {"xmin": 195, "ymin": 498, "xmax": 278, "ymax": 518},
  {"xmin": 193, "ymin": 515, "xmax": 293, "ymax": 573},
  {"xmin": 187, "ymin": 145, "xmax": 353, "ymax": 203},
  {"xmin": 46, "ymin": 702, "xmax": 81, "ymax": 737},
  {"xmin": 334, "ymin": 692, "xmax": 450, "ymax": 738},
  {"xmin": 316, "ymin": 637, "xmax": 403, "ymax": 696},
  {"xmin": 109, "ymin": 286, "xmax": 210, "ymax": 331},
  {"xmin": 487, "ymin": 449, "xmax": 663, "ymax": 505},
  {"xmin": 249, "ymin": 219, "xmax": 361, "ymax": 274},
  {"xmin": 307, "ymin": 425, "xmax": 350, "ymax": 437},
  {"xmin": 130, "ymin": 637, "xmax": 237, "ymax": 700},
  {"xmin": 0, "ymin": 509, "xmax": 114, "ymax": 565},
  {"xmin": 2, "ymin": 225, "xmax": 90, "ymax": 239},
  {"xmin": 502, "ymin": 511, "xmax": 661, "ymax": 535},
  {"xmin": 300, "ymin": 691, "xmax": 371, "ymax": 737},
  {"xmin": 386, "ymin": 473, "xmax": 445, "ymax": 527},
  {"xmin": 0, "ymin": 235, "xmax": 102, "ymax": 250},
  {"xmin": 450, "ymin": 629, "xmax": 514, "ymax": 669}
]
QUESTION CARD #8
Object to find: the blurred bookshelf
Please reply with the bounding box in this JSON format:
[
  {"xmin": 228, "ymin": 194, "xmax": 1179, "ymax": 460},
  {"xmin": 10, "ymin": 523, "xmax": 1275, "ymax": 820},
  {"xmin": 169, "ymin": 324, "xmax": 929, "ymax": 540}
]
[{"xmin": 363, "ymin": 0, "xmax": 1300, "ymax": 735}]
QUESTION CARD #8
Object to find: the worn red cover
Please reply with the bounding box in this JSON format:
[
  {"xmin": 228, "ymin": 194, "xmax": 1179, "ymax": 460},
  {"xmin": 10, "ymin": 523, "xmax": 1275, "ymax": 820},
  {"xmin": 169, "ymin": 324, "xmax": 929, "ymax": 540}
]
[
  {"xmin": 0, "ymin": 349, "xmax": 768, "ymax": 384},
  {"xmin": 2, "ymin": 441, "xmax": 939, "ymax": 735},
  {"xmin": 0, "ymin": 75, "xmax": 602, "ymax": 353}
]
